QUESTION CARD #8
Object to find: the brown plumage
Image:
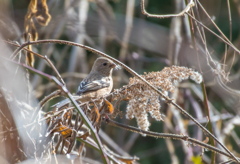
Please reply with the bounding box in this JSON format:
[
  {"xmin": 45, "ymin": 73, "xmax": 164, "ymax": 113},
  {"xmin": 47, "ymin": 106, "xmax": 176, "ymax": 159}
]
[{"xmin": 53, "ymin": 57, "xmax": 116, "ymax": 108}]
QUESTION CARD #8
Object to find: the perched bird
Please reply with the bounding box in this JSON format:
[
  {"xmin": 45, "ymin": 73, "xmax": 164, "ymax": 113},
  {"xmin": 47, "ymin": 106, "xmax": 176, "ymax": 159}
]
[{"xmin": 53, "ymin": 57, "xmax": 116, "ymax": 108}]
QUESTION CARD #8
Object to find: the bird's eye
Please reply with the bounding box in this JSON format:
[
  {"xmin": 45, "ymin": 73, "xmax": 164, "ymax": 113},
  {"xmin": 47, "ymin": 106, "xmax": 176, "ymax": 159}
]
[{"xmin": 103, "ymin": 63, "xmax": 107, "ymax": 66}]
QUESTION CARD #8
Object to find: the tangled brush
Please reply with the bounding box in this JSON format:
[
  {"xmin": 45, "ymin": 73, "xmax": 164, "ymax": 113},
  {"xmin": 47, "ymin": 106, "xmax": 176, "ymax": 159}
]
[{"xmin": 37, "ymin": 65, "xmax": 202, "ymax": 156}]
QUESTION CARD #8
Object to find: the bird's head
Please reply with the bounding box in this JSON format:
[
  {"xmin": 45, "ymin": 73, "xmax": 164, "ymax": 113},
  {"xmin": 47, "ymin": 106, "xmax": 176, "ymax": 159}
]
[{"xmin": 91, "ymin": 57, "xmax": 116, "ymax": 76}]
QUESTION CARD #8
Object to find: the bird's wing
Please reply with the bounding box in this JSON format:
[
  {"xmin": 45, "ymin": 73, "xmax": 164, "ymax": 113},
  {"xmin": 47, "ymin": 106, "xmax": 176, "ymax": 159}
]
[{"xmin": 76, "ymin": 78, "xmax": 110, "ymax": 95}]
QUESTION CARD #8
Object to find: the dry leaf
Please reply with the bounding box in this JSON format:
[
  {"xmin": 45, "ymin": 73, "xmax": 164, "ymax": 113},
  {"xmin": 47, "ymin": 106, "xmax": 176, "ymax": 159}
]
[{"xmin": 24, "ymin": 0, "xmax": 51, "ymax": 67}]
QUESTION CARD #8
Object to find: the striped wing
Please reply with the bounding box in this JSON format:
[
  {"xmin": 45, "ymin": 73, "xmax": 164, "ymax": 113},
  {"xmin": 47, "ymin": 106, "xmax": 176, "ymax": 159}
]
[{"xmin": 76, "ymin": 79, "xmax": 110, "ymax": 95}]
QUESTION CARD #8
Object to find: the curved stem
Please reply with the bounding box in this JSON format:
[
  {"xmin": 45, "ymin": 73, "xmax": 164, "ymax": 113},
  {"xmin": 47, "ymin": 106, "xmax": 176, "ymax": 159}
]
[{"xmin": 141, "ymin": 0, "xmax": 195, "ymax": 18}]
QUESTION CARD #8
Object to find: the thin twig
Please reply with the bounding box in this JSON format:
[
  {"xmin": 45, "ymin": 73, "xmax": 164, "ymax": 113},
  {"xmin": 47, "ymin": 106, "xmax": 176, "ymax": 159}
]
[
  {"xmin": 196, "ymin": 0, "xmax": 239, "ymax": 54},
  {"xmin": 227, "ymin": 0, "xmax": 234, "ymax": 75},
  {"xmin": 5, "ymin": 40, "xmax": 65, "ymax": 85},
  {"xmin": 187, "ymin": 6, "xmax": 216, "ymax": 163},
  {"xmin": 185, "ymin": 13, "xmax": 240, "ymax": 54},
  {"xmin": 141, "ymin": 0, "xmax": 195, "ymax": 18},
  {"xmin": 103, "ymin": 145, "xmax": 139, "ymax": 162},
  {"xmin": 76, "ymin": 137, "xmax": 126, "ymax": 164},
  {"xmin": 187, "ymin": 11, "xmax": 230, "ymax": 82},
  {"xmin": 219, "ymin": 159, "xmax": 234, "ymax": 164},
  {"xmin": 201, "ymin": 81, "xmax": 216, "ymax": 163},
  {"xmin": 30, "ymin": 89, "xmax": 63, "ymax": 122},
  {"xmin": 39, "ymin": 90, "xmax": 62, "ymax": 108},
  {"xmin": 99, "ymin": 130, "xmax": 130, "ymax": 156},
  {"xmin": 44, "ymin": 55, "xmax": 65, "ymax": 86}
]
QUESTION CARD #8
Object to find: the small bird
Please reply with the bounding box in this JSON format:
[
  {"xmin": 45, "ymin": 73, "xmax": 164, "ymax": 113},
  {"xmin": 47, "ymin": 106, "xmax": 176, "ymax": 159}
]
[{"xmin": 53, "ymin": 57, "xmax": 116, "ymax": 108}]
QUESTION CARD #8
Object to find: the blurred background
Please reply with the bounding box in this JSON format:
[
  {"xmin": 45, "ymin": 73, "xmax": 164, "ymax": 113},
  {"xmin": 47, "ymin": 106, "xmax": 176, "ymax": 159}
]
[{"xmin": 1, "ymin": 0, "xmax": 240, "ymax": 163}]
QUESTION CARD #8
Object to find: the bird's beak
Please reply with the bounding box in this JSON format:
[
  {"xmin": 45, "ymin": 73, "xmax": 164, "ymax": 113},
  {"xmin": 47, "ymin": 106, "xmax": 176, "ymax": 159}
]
[{"xmin": 110, "ymin": 63, "xmax": 116, "ymax": 68}]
